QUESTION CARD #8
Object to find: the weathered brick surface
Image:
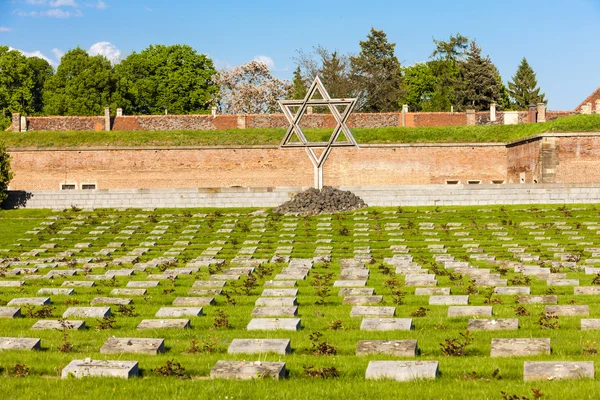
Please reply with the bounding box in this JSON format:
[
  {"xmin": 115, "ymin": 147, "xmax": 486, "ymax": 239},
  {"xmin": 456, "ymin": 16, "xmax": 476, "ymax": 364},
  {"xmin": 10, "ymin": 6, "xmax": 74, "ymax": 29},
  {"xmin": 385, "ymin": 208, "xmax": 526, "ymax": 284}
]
[
  {"xmin": 507, "ymin": 138, "xmax": 542, "ymax": 184},
  {"xmin": 556, "ymin": 136, "xmax": 600, "ymax": 182},
  {"xmin": 575, "ymin": 87, "xmax": 600, "ymax": 113},
  {"xmin": 408, "ymin": 113, "xmax": 466, "ymax": 127},
  {"xmin": 546, "ymin": 111, "xmax": 575, "ymax": 121},
  {"xmin": 26, "ymin": 116, "xmax": 105, "ymax": 131}
]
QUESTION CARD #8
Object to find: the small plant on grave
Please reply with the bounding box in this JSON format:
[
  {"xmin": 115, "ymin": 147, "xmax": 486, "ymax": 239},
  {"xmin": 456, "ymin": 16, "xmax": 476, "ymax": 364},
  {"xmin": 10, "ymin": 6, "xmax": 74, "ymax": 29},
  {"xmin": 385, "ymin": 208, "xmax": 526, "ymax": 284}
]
[
  {"xmin": 157, "ymin": 263, "xmax": 169, "ymax": 272},
  {"xmin": 483, "ymin": 288, "xmax": 503, "ymax": 305},
  {"xmin": 410, "ymin": 307, "xmax": 430, "ymax": 317},
  {"xmin": 212, "ymin": 309, "xmax": 231, "ymax": 329},
  {"xmin": 337, "ymin": 226, "xmax": 349, "ymax": 236},
  {"xmin": 309, "ymin": 331, "xmax": 337, "ymax": 356},
  {"xmin": 70, "ymin": 205, "xmax": 82, "ymax": 212},
  {"xmin": 64, "ymin": 298, "xmax": 80, "ymax": 306},
  {"xmin": 186, "ymin": 336, "xmax": 218, "ymax": 354},
  {"xmin": 6, "ymin": 364, "xmax": 30, "ymax": 378},
  {"xmin": 303, "ymin": 365, "xmax": 340, "ymax": 379},
  {"xmin": 24, "ymin": 305, "xmax": 56, "ymax": 319},
  {"xmin": 538, "ymin": 312, "xmax": 559, "ymax": 330},
  {"xmin": 466, "ymin": 283, "xmax": 479, "ymax": 295},
  {"xmin": 241, "ymin": 273, "xmax": 258, "ymax": 295},
  {"xmin": 429, "ymin": 263, "xmax": 448, "ymax": 276},
  {"xmin": 256, "ymin": 264, "xmax": 273, "ymax": 279},
  {"xmin": 58, "ymin": 319, "xmax": 74, "ymax": 353},
  {"xmin": 378, "ymin": 264, "xmax": 392, "ymax": 276},
  {"xmin": 328, "ymin": 320, "xmax": 345, "ymax": 331},
  {"xmin": 182, "ymin": 210, "xmax": 192, "ymax": 218},
  {"xmin": 495, "ymin": 264, "xmax": 510, "ymax": 276},
  {"xmin": 116, "ymin": 304, "xmax": 136, "ymax": 317},
  {"xmin": 153, "ymin": 360, "xmax": 186, "ymax": 378},
  {"xmin": 397, "ymin": 206, "xmax": 404, "ymax": 213},
  {"xmin": 514, "ymin": 306, "xmax": 531, "ymax": 316},
  {"xmin": 545, "ymin": 288, "xmax": 556, "ymax": 295},
  {"xmin": 567, "ymin": 299, "xmax": 577, "ymax": 305},
  {"xmin": 107, "ymin": 275, "xmax": 118, "ymax": 287},
  {"xmin": 509, "ymin": 274, "xmax": 531, "ymax": 286},
  {"xmin": 311, "ymin": 272, "xmax": 333, "ymax": 306},
  {"xmin": 582, "ymin": 340, "xmax": 598, "ymax": 356},
  {"xmin": 448, "ymin": 272, "xmax": 463, "ymax": 283},
  {"xmin": 148, "ymin": 213, "xmax": 158, "ymax": 223},
  {"xmin": 222, "ymin": 290, "xmax": 237, "ymax": 306},
  {"xmin": 591, "ymin": 273, "xmax": 600, "ymax": 285},
  {"xmin": 236, "ymin": 221, "xmax": 250, "ymax": 233},
  {"xmin": 95, "ymin": 316, "xmax": 116, "ymax": 331},
  {"xmin": 162, "ymin": 288, "xmax": 175, "ymax": 295},
  {"xmin": 440, "ymin": 330, "xmax": 474, "ymax": 356}
]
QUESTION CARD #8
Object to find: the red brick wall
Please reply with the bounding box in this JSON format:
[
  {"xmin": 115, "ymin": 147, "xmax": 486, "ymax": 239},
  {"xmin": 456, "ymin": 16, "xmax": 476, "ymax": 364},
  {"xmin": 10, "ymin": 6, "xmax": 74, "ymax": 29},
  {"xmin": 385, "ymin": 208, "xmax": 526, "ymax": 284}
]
[
  {"xmin": 26, "ymin": 116, "xmax": 105, "ymax": 131},
  {"xmin": 7, "ymin": 145, "xmax": 507, "ymax": 190},
  {"xmin": 555, "ymin": 136, "xmax": 600, "ymax": 182},
  {"xmin": 506, "ymin": 139, "xmax": 542, "ymax": 184},
  {"xmin": 407, "ymin": 112, "xmax": 466, "ymax": 127}
]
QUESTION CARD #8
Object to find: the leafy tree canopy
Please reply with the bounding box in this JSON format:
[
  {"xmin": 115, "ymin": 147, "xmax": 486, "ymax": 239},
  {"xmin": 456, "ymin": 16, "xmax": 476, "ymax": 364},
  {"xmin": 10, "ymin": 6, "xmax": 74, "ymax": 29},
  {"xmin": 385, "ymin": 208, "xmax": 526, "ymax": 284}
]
[{"xmin": 508, "ymin": 58, "xmax": 546, "ymax": 110}]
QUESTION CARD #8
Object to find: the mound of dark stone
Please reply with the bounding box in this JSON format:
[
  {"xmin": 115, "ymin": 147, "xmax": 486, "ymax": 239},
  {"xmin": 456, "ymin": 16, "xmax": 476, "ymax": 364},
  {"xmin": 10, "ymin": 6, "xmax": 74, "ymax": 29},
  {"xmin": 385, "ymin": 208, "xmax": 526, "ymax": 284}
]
[{"xmin": 274, "ymin": 186, "xmax": 367, "ymax": 216}]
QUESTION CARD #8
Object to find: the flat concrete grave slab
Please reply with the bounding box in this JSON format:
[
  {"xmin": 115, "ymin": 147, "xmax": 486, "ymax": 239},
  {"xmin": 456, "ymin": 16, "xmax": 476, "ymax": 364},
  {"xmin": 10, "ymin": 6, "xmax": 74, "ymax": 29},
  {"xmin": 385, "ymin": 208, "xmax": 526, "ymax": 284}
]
[
  {"xmin": 228, "ymin": 339, "xmax": 291, "ymax": 355},
  {"xmin": 338, "ymin": 288, "xmax": 374, "ymax": 296},
  {"xmin": 137, "ymin": 319, "xmax": 191, "ymax": 330},
  {"xmin": 448, "ymin": 306, "xmax": 493, "ymax": 317},
  {"xmin": 581, "ymin": 319, "xmax": 600, "ymax": 330},
  {"xmin": 0, "ymin": 307, "xmax": 21, "ymax": 318},
  {"xmin": 366, "ymin": 361, "xmax": 438, "ymax": 382},
  {"xmin": 261, "ymin": 289, "xmax": 298, "ymax": 297},
  {"xmin": 251, "ymin": 306, "xmax": 298, "ymax": 317},
  {"xmin": 545, "ymin": 305, "xmax": 589, "ymax": 316},
  {"xmin": 63, "ymin": 307, "xmax": 111, "ymax": 318},
  {"xmin": 193, "ymin": 281, "xmax": 226, "ymax": 288},
  {"xmin": 0, "ymin": 337, "xmax": 41, "ymax": 351},
  {"xmin": 62, "ymin": 359, "xmax": 139, "ymax": 379},
  {"xmin": 491, "ymin": 338, "xmax": 551, "ymax": 357},
  {"xmin": 91, "ymin": 297, "xmax": 132, "ymax": 306},
  {"xmin": 334, "ymin": 280, "xmax": 367, "ymax": 287},
  {"xmin": 429, "ymin": 296, "xmax": 469, "ymax": 305},
  {"xmin": 517, "ymin": 296, "xmax": 558, "ymax": 304},
  {"xmin": 31, "ymin": 320, "xmax": 85, "ymax": 330},
  {"xmin": 110, "ymin": 289, "xmax": 147, "ymax": 296},
  {"xmin": 172, "ymin": 297, "xmax": 215, "ymax": 306},
  {"xmin": 264, "ymin": 280, "xmax": 296, "ymax": 288},
  {"xmin": 100, "ymin": 338, "xmax": 165, "ymax": 355},
  {"xmin": 405, "ymin": 275, "xmax": 437, "ymax": 287},
  {"xmin": 360, "ymin": 318, "xmax": 413, "ymax": 331},
  {"xmin": 468, "ymin": 319, "xmax": 519, "ymax": 331},
  {"xmin": 0, "ymin": 281, "xmax": 24, "ymax": 287},
  {"xmin": 414, "ymin": 288, "xmax": 450, "ymax": 296},
  {"xmin": 155, "ymin": 307, "xmax": 203, "ymax": 318},
  {"xmin": 351, "ymin": 306, "xmax": 395, "ymax": 317},
  {"xmin": 188, "ymin": 289, "xmax": 223, "ymax": 296},
  {"xmin": 343, "ymin": 296, "xmax": 383, "ymax": 305},
  {"xmin": 7, "ymin": 297, "xmax": 50, "ymax": 306},
  {"xmin": 247, "ymin": 318, "xmax": 301, "ymax": 331},
  {"xmin": 255, "ymin": 297, "xmax": 297, "ymax": 307},
  {"xmin": 62, "ymin": 281, "xmax": 95, "ymax": 288},
  {"xmin": 210, "ymin": 360, "xmax": 286, "ymax": 380},
  {"xmin": 523, "ymin": 361, "xmax": 594, "ymax": 381},
  {"xmin": 36, "ymin": 288, "xmax": 74, "ymax": 296},
  {"xmin": 494, "ymin": 287, "xmax": 531, "ymax": 295},
  {"xmin": 356, "ymin": 340, "xmax": 418, "ymax": 356},
  {"xmin": 126, "ymin": 281, "xmax": 159, "ymax": 288},
  {"xmin": 574, "ymin": 287, "xmax": 600, "ymax": 295}
]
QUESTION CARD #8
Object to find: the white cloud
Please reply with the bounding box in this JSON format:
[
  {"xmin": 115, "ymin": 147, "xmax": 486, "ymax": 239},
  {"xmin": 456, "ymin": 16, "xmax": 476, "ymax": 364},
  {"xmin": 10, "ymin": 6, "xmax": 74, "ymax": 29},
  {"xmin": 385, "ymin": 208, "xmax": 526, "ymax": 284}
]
[
  {"xmin": 26, "ymin": 0, "xmax": 47, "ymax": 4},
  {"xmin": 252, "ymin": 55, "xmax": 275, "ymax": 70},
  {"xmin": 9, "ymin": 46, "xmax": 58, "ymax": 68},
  {"xmin": 95, "ymin": 0, "xmax": 107, "ymax": 9},
  {"xmin": 144, "ymin": 6, "xmax": 152, "ymax": 12},
  {"xmin": 89, "ymin": 41, "xmax": 121, "ymax": 64},
  {"xmin": 52, "ymin": 48, "xmax": 64, "ymax": 60},
  {"xmin": 49, "ymin": 0, "xmax": 79, "ymax": 7},
  {"xmin": 0, "ymin": 27, "xmax": 12, "ymax": 32},
  {"xmin": 15, "ymin": 8, "xmax": 83, "ymax": 18}
]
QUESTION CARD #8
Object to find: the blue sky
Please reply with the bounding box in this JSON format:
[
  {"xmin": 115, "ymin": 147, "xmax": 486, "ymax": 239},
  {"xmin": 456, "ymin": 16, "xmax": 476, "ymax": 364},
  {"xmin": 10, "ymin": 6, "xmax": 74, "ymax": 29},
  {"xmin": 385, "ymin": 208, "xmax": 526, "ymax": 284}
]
[{"xmin": 1, "ymin": 0, "xmax": 599, "ymax": 110}]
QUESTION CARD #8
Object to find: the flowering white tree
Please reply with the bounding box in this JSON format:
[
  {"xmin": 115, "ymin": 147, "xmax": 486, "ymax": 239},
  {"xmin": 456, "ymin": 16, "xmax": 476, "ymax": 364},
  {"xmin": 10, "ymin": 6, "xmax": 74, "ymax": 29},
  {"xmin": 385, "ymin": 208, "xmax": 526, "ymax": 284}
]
[{"xmin": 214, "ymin": 61, "xmax": 291, "ymax": 114}]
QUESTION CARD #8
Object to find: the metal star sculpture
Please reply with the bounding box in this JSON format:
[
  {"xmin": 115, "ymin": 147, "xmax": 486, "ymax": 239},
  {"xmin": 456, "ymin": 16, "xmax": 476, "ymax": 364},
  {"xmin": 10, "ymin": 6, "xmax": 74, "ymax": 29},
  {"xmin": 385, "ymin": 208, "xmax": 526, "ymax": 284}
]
[{"xmin": 279, "ymin": 76, "xmax": 358, "ymax": 169}]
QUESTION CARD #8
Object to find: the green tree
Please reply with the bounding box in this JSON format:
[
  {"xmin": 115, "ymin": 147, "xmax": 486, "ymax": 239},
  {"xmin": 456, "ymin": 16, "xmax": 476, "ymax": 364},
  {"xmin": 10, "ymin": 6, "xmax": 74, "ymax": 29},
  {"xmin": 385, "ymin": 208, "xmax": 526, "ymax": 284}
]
[
  {"xmin": 427, "ymin": 33, "xmax": 470, "ymax": 111},
  {"xmin": 43, "ymin": 48, "xmax": 115, "ymax": 116},
  {"xmin": 508, "ymin": 58, "xmax": 546, "ymax": 110},
  {"xmin": 0, "ymin": 143, "xmax": 13, "ymax": 205},
  {"xmin": 320, "ymin": 51, "xmax": 353, "ymax": 98},
  {"xmin": 455, "ymin": 42, "xmax": 505, "ymax": 111},
  {"xmin": 115, "ymin": 44, "xmax": 218, "ymax": 115},
  {"xmin": 0, "ymin": 46, "xmax": 35, "ymax": 117},
  {"xmin": 350, "ymin": 28, "xmax": 403, "ymax": 112},
  {"xmin": 399, "ymin": 63, "xmax": 436, "ymax": 112},
  {"xmin": 292, "ymin": 66, "xmax": 307, "ymax": 99},
  {"xmin": 27, "ymin": 57, "xmax": 53, "ymax": 114}
]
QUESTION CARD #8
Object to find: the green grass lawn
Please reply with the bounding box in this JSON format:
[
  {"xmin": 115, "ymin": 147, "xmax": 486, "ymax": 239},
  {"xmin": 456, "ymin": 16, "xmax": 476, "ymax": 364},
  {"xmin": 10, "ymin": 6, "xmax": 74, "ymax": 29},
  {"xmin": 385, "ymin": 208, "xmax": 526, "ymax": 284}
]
[
  {"xmin": 1, "ymin": 114, "xmax": 599, "ymax": 149},
  {"xmin": 0, "ymin": 204, "xmax": 599, "ymax": 399}
]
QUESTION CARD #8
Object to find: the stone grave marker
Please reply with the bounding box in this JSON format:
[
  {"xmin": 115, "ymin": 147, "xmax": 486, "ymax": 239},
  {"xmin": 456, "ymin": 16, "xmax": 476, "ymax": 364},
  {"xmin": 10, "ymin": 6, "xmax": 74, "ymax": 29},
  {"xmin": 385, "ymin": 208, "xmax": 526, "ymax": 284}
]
[
  {"xmin": 246, "ymin": 318, "xmax": 301, "ymax": 331},
  {"xmin": 448, "ymin": 306, "xmax": 493, "ymax": 317},
  {"xmin": 491, "ymin": 338, "xmax": 551, "ymax": 357},
  {"xmin": 100, "ymin": 338, "xmax": 165, "ymax": 355},
  {"xmin": 356, "ymin": 340, "xmax": 418, "ymax": 356},
  {"xmin": 155, "ymin": 307, "xmax": 203, "ymax": 318},
  {"xmin": 63, "ymin": 307, "xmax": 111, "ymax": 318},
  {"xmin": 31, "ymin": 320, "xmax": 85, "ymax": 330},
  {"xmin": 228, "ymin": 339, "xmax": 291, "ymax": 355},
  {"xmin": 468, "ymin": 319, "xmax": 519, "ymax": 331},
  {"xmin": 523, "ymin": 361, "xmax": 594, "ymax": 381},
  {"xmin": 365, "ymin": 361, "xmax": 438, "ymax": 382},
  {"xmin": 360, "ymin": 318, "xmax": 413, "ymax": 331},
  {"xmin": 0, "ymin": 337, "xmax": 41, "ymax": 350},
  {"xmin": 62, "ymin": 359, "xmax": 139, "ymax": 379},
  {"xmin": 545, "ymin": 305, "xmax": 589, "ymax": 316},
  {"xmin": 137, "ymin": 319, "xmax": 191, "ymax": 330},
  {"xmin": 251, "ymin": 306, "xmax": 298, "ymax": 317},
  {"xmin": 8, "ymin": 297, "xmax": 50, "ymax": 306},
  {"xmin": 210, "ymin": 360, "xmax": 286, "ymax": 380},
  {"xmin": 350, "ymin": 306, "xmax": 395, "ymax": 318}
]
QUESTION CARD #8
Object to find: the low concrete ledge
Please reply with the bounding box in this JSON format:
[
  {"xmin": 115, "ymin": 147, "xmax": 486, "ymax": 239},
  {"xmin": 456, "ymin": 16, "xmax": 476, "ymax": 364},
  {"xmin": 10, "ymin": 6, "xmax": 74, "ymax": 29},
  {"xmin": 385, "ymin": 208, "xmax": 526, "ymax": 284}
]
[{"xmin": 4, "ymin": 183, "xmax": 600, "ymax": 209}]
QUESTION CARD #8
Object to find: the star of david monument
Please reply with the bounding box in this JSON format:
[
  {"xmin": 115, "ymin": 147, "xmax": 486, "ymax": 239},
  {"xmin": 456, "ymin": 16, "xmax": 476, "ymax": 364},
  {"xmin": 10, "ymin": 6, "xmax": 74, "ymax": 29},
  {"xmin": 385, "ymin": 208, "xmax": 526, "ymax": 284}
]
[{"xmin": 279, "ymin": 76, "xmax": 359, "ymax": 189}]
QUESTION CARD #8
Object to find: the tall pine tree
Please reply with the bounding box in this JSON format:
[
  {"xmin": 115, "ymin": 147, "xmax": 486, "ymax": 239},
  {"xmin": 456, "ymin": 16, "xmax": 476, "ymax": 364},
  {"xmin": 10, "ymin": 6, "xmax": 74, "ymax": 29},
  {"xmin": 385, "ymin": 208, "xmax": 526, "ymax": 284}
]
[
  {"xmin": 291, "ymin": 66, "xmax": 307, "ymax": 100},
  {"xmin": 508, "ymin": 58, "xmax": 546, "ymax": 109},
  {"xmin": 350, "ymin": 28, "xmax": 403, "ymax": 112},
  {"xmin": 455, "ymin": 42, "xmax": 505, "ymax": 111}
]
